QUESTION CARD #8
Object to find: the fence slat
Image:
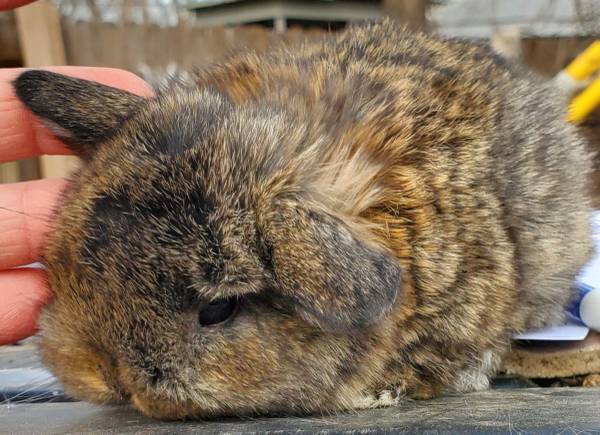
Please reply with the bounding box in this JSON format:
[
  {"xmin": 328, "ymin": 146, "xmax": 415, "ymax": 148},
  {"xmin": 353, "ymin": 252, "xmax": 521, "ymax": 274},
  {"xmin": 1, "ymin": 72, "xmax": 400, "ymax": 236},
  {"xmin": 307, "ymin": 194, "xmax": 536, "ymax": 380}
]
[{"xmin": 15, "ymin": 0, "xmax": 80, "ymax": 179}]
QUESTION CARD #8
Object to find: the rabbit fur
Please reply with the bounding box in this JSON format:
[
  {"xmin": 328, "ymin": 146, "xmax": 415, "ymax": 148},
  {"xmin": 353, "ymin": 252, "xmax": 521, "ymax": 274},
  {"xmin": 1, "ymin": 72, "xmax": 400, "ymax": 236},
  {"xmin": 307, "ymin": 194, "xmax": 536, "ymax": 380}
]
[{"xmin": 13, "ymin": 20, "xmax": 593, "ymax": 419}]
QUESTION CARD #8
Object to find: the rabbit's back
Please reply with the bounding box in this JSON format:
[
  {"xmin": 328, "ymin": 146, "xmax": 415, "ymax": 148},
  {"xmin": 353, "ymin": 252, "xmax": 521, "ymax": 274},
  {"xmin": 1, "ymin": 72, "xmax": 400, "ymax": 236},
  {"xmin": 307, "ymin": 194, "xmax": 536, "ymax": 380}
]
[
  {"xmin": 198, "ymin": 21, "xmax": 592, "ymax": 330},
  {"xmin": 194, "ymin": 21, "xmax": 593, "ymax": 395}
]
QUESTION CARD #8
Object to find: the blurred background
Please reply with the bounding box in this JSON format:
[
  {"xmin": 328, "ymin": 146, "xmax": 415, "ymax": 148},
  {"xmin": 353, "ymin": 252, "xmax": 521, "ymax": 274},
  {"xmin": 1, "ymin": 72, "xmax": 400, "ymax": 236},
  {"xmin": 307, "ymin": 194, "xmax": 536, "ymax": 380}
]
[{"xmin": 1, "ymin": 0, "xmax": 599, "ymax": 185}]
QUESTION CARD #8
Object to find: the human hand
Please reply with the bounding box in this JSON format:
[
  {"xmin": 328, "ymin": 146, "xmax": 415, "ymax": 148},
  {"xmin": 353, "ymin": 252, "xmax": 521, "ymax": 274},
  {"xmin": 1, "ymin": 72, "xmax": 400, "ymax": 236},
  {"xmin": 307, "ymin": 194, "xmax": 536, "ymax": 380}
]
[
  {"xmin": 0, "ymin": 0, "xmax": 36, "ymax": 11},
  {"xmin": 0, "ymin": 66, "xmax": 151, "ymax": 345}
]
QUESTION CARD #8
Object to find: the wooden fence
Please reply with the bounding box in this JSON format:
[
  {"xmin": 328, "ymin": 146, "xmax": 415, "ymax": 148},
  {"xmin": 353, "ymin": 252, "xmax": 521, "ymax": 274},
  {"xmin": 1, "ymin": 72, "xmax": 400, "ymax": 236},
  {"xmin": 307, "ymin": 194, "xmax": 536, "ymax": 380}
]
[
  {"xmin": 0, "ymin": 4, "xmax": 327, "ymax": 183},
  {"xmin": 60, "ymin": 18, "xmax": 326, "ymax": 80},
  {"xmin": 522, "ymin": 37, "xmax": 599, "ymax": 77},
  {"xmin": 1, "ymin": 2, "xmax": 599, "ymax": 184}
]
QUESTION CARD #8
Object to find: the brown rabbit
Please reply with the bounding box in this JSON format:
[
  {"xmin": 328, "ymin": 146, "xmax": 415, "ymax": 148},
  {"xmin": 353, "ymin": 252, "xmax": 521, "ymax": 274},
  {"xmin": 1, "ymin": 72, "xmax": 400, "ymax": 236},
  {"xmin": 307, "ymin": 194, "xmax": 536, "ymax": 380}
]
[{"xmin": 13, "ymin": 20, "xmax": 593, "ymax": 419}]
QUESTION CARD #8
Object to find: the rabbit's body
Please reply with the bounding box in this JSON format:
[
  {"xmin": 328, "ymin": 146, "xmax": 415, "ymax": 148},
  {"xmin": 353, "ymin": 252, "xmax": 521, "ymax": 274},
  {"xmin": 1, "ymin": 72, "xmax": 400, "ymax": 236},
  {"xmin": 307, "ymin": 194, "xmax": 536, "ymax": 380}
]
[{"xmin": 14, "ymin": 20, "xmax": 593, "ymax": 419}]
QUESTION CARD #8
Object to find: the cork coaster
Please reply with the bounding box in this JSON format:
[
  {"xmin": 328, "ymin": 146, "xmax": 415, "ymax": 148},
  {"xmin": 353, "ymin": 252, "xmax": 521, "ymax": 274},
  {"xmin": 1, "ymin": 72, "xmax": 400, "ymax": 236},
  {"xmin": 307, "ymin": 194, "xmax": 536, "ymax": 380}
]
[{"xmin": 503, "ymin": 331, "xmax": 600, "ymax": 378}]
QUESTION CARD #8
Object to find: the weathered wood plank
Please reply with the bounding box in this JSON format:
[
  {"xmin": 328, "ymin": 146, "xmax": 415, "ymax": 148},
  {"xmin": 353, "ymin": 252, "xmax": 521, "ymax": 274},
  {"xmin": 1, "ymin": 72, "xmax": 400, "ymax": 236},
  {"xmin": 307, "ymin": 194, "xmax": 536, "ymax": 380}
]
[
  {"xmin": 14, "ymin": 0, "xmax": 80, "ymax": 179},
  {"xmin": 0, "ymin": 162, "xmax": 20, "ymax": 184},
  {"xmin": 1, "ymin": 387, "xmax": 600, "ymax": 434},
  {"xmin": 504, "ymin": 331, "xmax": 600, "ymax": 378},
  {"xmin": 0, "ymin": 12, "xmax": 21, "ymax": 63}
]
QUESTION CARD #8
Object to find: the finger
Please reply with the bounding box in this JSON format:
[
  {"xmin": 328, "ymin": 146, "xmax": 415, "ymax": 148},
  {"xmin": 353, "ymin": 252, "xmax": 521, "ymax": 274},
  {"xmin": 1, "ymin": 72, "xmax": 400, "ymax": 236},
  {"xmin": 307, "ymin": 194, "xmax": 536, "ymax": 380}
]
[
  {"xmin": 0, "ymin": 0, "xmax": 35, "ymax": 11},
  {"xmin": 0, "ymin": 66, "xmax": 152, "ymax": 163},
  {"xmin": 0, "ymin": 268, "xmax": 51, "ymax": 345},
  {"xmin": 0, "ymin": 178, "xmax": 67, "ymax": 269}
]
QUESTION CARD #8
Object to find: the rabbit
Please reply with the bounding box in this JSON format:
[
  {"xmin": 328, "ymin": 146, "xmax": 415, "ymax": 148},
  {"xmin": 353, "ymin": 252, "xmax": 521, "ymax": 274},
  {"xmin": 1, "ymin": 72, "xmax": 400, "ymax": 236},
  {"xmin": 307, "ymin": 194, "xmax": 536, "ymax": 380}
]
[{"xmin": 13, "ymin": 19, "xmax": 594, "ymax": 420}]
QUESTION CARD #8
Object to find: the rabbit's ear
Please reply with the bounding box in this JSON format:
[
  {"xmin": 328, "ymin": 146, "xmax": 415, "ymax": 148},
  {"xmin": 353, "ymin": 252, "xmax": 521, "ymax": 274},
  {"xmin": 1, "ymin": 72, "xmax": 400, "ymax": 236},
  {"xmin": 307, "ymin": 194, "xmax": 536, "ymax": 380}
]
[
  {"xmin": 13, "ymin": 70, "xmax": 144, "ymax": 158},
  {"xmin": 264, "ymin": 203, "xmax": 402, "ymax": 331}
]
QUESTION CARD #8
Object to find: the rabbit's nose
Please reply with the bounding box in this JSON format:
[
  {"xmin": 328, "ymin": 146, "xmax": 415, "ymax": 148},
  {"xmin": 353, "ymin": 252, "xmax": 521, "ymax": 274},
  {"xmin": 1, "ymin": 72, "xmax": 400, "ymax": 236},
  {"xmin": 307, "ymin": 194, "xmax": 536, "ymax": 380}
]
[
  {"xmin": 113, "ymin": 358, "xmax": 173, "ymax": 399},
  {"xmin": 130, "ymin": 391, "xmax": 194, "ymax": 420},
  {"xmin": 101, "ymin": 367, "xmax": 130, "ymax": 402},
  {"xmin": 97, "ymin": 354, "xmax": 130, "ymax": 402}
]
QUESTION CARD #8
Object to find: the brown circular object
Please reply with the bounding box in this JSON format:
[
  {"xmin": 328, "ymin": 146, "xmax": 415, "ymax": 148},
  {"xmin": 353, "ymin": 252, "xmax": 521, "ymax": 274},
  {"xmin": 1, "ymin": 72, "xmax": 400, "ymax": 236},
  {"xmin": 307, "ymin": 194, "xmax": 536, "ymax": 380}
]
[
  {"xmin": 583, "ymin": 373, "xmax": 600, "ymax": 387},
  {"xmin": 503, "ymin": 332, "xmax": 600, "ymax": 378}
]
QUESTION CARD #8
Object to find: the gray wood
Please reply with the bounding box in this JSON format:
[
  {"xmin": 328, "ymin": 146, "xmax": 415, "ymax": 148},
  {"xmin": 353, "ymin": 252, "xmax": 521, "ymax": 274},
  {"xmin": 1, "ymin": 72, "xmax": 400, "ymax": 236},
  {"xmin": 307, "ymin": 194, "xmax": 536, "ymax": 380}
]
[
  {"xmin": 0, "ymin": 340, "xmax": 43, "ymax": 370},
  {"xmin": 382, "ymin": 0, "xmax": 429, "ymax": 30},
  {"xmin": 188, "ymin": 0, "xmax": 382, "ymax": 28},
  {"xmin": 0, "ymin": 341, "xmax": 69, "ymax": 404},
  {"xmin": 2, "ymin": 387, "xmax": 600, "ymax": 434}
]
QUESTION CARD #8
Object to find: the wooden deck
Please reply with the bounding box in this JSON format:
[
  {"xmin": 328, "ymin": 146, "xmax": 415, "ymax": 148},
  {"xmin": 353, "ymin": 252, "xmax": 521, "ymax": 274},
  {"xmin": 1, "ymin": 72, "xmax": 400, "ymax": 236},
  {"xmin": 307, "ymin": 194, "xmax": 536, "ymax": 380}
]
[
  {"xmin": 1, "ymin": 387, "xmax": 599, "ymax": 433},
  {"xmin": 2, "ymin": 340, "xmax": 600, "ymax": 433}
]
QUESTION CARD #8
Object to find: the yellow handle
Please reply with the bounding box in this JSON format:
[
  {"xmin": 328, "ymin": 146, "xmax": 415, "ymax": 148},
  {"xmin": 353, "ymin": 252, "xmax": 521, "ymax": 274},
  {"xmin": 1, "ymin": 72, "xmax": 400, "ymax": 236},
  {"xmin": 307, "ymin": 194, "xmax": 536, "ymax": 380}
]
[
  {"xmin": 568, "ymin": 75, "xmax": 600, "ymax": 123},
  {"xmin": 565, "ymin": 41, "xmax": 600, "ymax": 81}
]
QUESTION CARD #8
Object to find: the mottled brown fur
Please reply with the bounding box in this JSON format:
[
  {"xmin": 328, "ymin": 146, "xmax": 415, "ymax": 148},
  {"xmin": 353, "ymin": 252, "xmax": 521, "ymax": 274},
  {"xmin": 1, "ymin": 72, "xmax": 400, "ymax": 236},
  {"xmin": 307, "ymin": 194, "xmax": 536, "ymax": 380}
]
[{"xmin": 13, "ymin": 20, "xmax": 593, "ymax": 419}]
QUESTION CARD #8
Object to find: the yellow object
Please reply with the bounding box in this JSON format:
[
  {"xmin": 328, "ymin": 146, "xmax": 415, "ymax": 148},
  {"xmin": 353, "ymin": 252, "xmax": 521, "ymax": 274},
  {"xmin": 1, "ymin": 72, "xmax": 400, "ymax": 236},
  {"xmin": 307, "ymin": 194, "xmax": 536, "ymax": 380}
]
[
  {"xmin": 568, "ymin": 75, "xmax": 600, "ymax": 123},
  {"xmin": 565, "ymin": 41, "xmax": 600, "ymax": 82}
]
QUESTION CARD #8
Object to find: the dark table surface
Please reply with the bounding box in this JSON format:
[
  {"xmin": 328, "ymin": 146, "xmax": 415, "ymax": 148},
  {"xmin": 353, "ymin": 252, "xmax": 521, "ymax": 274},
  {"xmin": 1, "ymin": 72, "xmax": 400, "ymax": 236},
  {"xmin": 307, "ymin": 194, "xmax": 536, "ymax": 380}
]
[
  {"xmin": 1, "ymin": 387, "xmax": 600, "ymax": 434},
  {"xmin": 2, "ymin": 341, "xmax": 600, "ymax": 434}
]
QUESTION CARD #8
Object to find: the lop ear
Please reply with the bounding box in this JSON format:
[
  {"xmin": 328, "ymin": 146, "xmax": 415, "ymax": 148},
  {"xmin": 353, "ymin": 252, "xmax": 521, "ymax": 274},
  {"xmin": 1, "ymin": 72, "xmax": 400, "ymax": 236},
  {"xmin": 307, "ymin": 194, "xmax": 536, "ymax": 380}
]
[
  {"xmin": 13, "ymin": 70, "xmax": 144, "ymax": 158},
  {"xmin": 264, "ymin": 203, "xmax": 402, "ymax": 331}
]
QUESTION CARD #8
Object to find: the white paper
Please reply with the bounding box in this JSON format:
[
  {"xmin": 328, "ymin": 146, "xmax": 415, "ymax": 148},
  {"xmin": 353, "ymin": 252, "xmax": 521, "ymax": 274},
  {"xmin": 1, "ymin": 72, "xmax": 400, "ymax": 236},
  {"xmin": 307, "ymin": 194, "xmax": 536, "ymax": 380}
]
[
  {"xmin": 511, "ymin": 211, "xmax": 600, "ymax": 341},
  {"xmin": 576, "ymin": 211, "xmax": 600, "ymax": 289},
  {"xmin": 513, "ymin": 314, "xmax": 589, "ymax": 341}
]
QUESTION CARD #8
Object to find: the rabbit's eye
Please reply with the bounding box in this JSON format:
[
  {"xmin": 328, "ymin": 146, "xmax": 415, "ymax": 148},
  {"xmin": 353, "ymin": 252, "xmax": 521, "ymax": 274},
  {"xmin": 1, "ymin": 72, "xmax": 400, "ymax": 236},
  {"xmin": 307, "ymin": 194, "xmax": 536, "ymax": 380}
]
[{"xmin": 198, "ymin": 298, "xmax": 238, "ymax": 326}]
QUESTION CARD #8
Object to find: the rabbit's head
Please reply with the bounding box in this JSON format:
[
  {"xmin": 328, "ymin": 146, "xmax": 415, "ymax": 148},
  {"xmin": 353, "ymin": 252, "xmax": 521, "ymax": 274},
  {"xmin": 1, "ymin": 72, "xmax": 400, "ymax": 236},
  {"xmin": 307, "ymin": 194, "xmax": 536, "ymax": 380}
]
[{"xmin": 14, "ymin": 71, "xmax": 402, "ymax": 419}]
